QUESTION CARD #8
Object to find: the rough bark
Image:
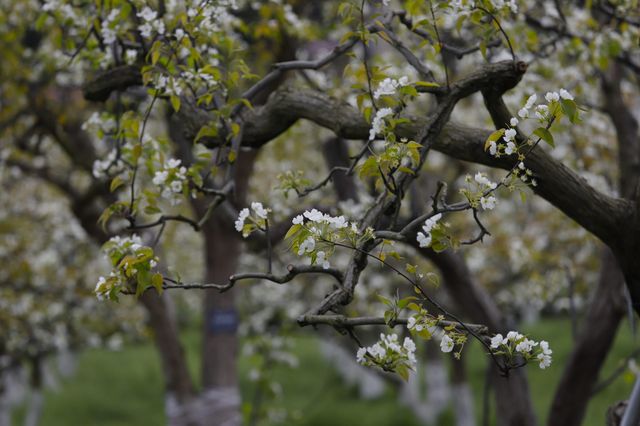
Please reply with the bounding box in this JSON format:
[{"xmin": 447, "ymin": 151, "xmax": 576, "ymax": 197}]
[
  {"xmin": 139, "ymin": 292, "xmax": 195, "ymax": 404},
  {"xmin": 177, "ymin": 85, "xmax": 630, "ymax": 250},
  {"xmin": 547, "ymin": 60, "xmax": 640, "ymax": 425},
  {"xmin": 547, "ymin": 248, "xmax": 627, "ymax": 426},
  {"xmin": 322, "ymin": 137, "xmax": 360, "ymax": 202},
  {"xmin": 190, "ymin": 150, "xmax": 256, "ymax": 426}
]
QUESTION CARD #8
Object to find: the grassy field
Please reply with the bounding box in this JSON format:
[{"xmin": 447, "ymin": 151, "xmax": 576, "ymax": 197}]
[{"xmin": 12, "ymin": 316, "xmax": 638, "ymax": 425}]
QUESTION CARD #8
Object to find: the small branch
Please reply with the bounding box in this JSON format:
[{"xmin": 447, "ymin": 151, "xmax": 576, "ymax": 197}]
[
  {"xmin": 429, "ymin": 1, "xmax": 450, "ymax": 88},
  {"xmin": 128, "ymin": 214, "xmax": 200, "ymax": 231},
  {"xmin": 475, "ymin": 6, "xmax": 516, "ymax": 61},
  {"xmin": 265, "ymin": 219, "xmax": 272, "ymax": 274},
  {"xmin": 378, "ymin": 19, "xmax": 437, "ymax": 82},
  {"xmin": 395, "ymin": 11, "xmax": 502, "ymax": 59},
  {"xmin": 232, "ymin": 12, "xmax": 395, "ymax": 118},
  {"xmin": 162, "ymin": 264, "xmax": 344, "ymax": 293},
  {"xmin": 460, "ymin": 208, "xmax": 491, "ymax": 245},
  {"xmin": 297, "ymin": 314, "xmax": 489, "ymax": 335},
  {"xmin": 297, "ymin": 166, "xmax": 350, "ymax": 197}
]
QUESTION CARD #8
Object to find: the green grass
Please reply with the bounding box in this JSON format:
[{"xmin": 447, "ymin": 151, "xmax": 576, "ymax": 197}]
[{"xmin": 12, "ymin": 316, "xmax": 638, "ymax": 426}]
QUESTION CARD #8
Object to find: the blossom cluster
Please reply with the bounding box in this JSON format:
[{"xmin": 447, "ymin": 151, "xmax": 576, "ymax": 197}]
[
  {"xmin": 356, "ymin": 333, "xmax": 417, "ymax": 379},
  {"xmin": 490, "ymin": 331, "xmax": 553, "ymax": 369},
  {"xmin": 101, "ymin": 8, "xmax": 125, "ymax": 45},
  {"xmin": 137, "ymin": 6, "xmax": 165, "ymax": 39},
  {"xmin": 373, "ymin": 76, "xmax": 410, "ymax": 99},
  {"xmin": 152, "ymin": 159, "xmax": 188, "ymax": 206},
  {"xmin": 416, "ymin": 213, "xmax": 442, "ymax": 248},
  {"xmin": 406, "ymin": 308, "xmax": 466, "ymax": 356},
  {"xmin": 448, "ymin": 0, "xmax": 518, "ymax": 16},
  {"xmin": 286, "ymin": 209, "xmax": 373, "ymax": 270},
  {"xmin": 235, "ymin": 202, "xmax": 270, "ymax": 238},
  {"xmin": 92, "ymin": 150, "xmax": 119, "ymax": 179},
  {"xmin": 369, "ymin": 107, "xmax": 393, "ymax": 141},
  {"xmin": 515, "ymin": 90, "xmax": 573, "ymax": 123},
  {"xmin": 485, "ymin": 89, "xmax": 578, "ymax": 188},
  {"xmin": 95, "ymin": 235, "xmax": 161, "ymax": 301},
  {"xmin": 461, "ymin": 172, "xmax": 499, "ymax": 210}
]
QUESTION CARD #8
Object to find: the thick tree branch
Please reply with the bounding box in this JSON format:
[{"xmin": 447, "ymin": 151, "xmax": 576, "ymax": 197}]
[{"xmin": 178, "ymin": 89, "xmax": 628, "ymax": 248}]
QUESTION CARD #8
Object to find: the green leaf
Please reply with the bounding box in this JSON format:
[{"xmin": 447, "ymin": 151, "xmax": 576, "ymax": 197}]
[
  {"xmin": 407, "ymin": 302, "xmax": 421, "ymax": 312},
  {"xmin": 285, "ymin": 224, "xmax": 301, "ymax": 240},
  {"xmin": 151, "ymin": 273, "xmax": 164, "ymax": 294},
  {"xmin": 431, "ymin": 240, "xmax": 448, "ymax": 253},
  {"xmin": 560, "ymin": 99, "xmax": 580, "ymax": 124},
  {"xmin": 398, "ymin": 296, "xmax": 417, "ymax": 309},
  {"xmin": 484, "ymin": 129, "xmax": 505, "ymax": 151},
  {"xmin": 170, "ymin": 95, "xmax": 181, "ymax": 112},
  {"xmin": 414, "ymin": 81, "xmax": 440, "ymax": 88},
  {"xmin": 396, "ymin": 364, "xmax": 410, "ymax": 381},
  {"xmin": 519, "ymin": 191, "xmax": 527, "ymax": 203},
  {"xmin": 377, "ymin": 294, "xmax": 392, "ymax": 307},
  {"xmin": 110, "ymin": 176, "xmax": 124, "ymax": 192},
  {"xmin": 358, "ymin": 156, "xmax": 379, "ymax": 178},
  {"xmin": 132, "ymin": 144, "xmax": 142, "ymax": 161},
  {"xmin": 194, "ymin": 125, "xmax": 218, "ymax": 143},
  {"xmin": 533, "ymin": 127, "xmax": 555, "ymax": 148}
]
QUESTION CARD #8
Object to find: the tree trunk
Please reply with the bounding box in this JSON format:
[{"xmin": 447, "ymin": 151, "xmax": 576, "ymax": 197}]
[
  {"xmin": 198, "ymin": 222, "xmax": 242, "ymax": 426},
  {"xmin": 197, "ymin": 150, "xmax": 256, "ymax": 426},
  {"xmin": 139, "ymin": 292, "xmax": 196, "ymax": 425},
  {"xmin": 547, "ymin": 248, "xmax": 627, "ymax": 426}
]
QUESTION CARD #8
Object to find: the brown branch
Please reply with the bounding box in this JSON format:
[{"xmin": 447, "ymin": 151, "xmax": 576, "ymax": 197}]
[
  {"xmin": 82, "ymin": 65, "xmax": 143, "ymax": 102},
  {"xmin": 178, "ymin": 86, "xmax": 628, "ymax": 249},
  {"xmin": 162, "ymin": 264, "xmax": 344, "ymax": 293},
  {"xmin": 297, "ymin": 314, "xmax": 489, "ymax": 335}
]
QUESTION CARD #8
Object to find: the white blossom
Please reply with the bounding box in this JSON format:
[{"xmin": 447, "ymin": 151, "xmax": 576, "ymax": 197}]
[
  {"xmin": 417, "ymin": 213, "xmax": 442, "ymax": 248},
  {"xmin": 489, "ymin": 141, "xmax": 498, "ymax": 156},
  {"xmin": 373, "ymin": 76, "xmax": 409, "ymax": 99},
  {"xmin": 545, "ymin": 91, "xmax": 560, "ymax": 103},
  {"xmin": 125, "ymin": 49, "xmax": 138, "ymax": 65},
  {"xmin": 297, "ymin": 236, "xmax": 316, "ymax": 255},
  {"xmin": 315, "ymin": 251, "xmax": 330, "ymax": 269},
  {"xmin": 535, "ymin": 104, "xmax": 549, "ymax": 120},
  {"xmin": 369, "ymin": 108, "xmax": 393, "ymax": 140},
  {"xmin": 137, "ymin": 6, "xmax": 157, "ymax": 22},
  {"xmin": 474, "ymin": 172, "xmax": 497, "ymax": 189},
  {"xmin": 403, "ymin": 337, "xmax": 416, "ymax": 352},
  {"xmin": 515, "ymin": 338, "xmax": 537, "ymax": 353},
  {"xmin": 504, "ymin": 128, "xmax": 517, "ymax": 142},
  {"xmin": 235, "ymin": 208, "xmax": 250, "ymax": 232},
  {"xmin": 490, "ymin": 333, "xmax": 505, "ymax": 349},
  {"xmin": 480, "ymin": 196, "xmax": 497, "ymax": 210},
  {"xmin": 440, "ymin": 334, "xmax": 454, "ymax": 353},
  {"xmin": 525, "ymin": 94, "xmax": 537, "ymax": 109},
  {"xmin": 251, "ymin": 202, "xmax": 268, "ymax": 219},
  {"xmin": 559, "ymin": 88, "xmax": 574, "ymax": 100}
]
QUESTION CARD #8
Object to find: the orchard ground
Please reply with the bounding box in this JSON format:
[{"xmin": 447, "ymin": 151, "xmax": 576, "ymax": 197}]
[{"xmin": 12, "ymin": 316, "xmax": 637, "ymax": 426}]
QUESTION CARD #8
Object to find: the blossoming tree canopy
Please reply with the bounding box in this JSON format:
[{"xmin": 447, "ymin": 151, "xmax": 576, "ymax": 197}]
[{"xmin": 4, "ymin": 0, "xmax": 640, "ymax": 424}]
